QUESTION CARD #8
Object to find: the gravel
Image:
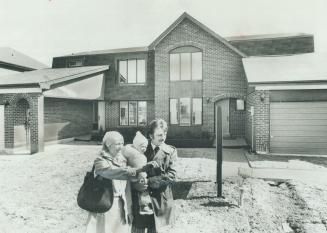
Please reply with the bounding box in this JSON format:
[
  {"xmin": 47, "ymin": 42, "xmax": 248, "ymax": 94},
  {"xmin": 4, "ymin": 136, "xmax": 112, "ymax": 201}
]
[{"xmin": 0, "ymin": 143, "xmax": 326, "ymax": 233}]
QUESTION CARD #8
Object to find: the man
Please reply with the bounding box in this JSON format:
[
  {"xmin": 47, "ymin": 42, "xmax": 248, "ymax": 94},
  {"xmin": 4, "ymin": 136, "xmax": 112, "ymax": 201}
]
[{"xmin": 131, "ymin": 119, "xmax": 178, "ymax": 233}]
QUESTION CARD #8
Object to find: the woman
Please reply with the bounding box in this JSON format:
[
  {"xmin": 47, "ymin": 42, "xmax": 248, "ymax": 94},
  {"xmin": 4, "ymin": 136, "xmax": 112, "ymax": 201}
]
[{"xmin": 85, "ymin": 131, "xmax": 137, "ymax": 233}]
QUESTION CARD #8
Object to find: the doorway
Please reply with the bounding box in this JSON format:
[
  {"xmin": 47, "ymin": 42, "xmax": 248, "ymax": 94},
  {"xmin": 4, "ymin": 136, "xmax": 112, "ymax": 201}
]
[{"xmin": 13, "ymin": 99, "xmax": 31, "ymax": 154}]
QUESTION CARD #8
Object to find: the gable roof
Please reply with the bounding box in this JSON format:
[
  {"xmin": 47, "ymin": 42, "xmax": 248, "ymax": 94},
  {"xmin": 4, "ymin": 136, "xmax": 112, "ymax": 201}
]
[
  {"xmin": 0, "ymin": 47, "xmax": 48, "ymax": 70},
  {"xmin": 0, "ymin": 65, "xmax": 108, "ymax": 89},
  {"xmin": 243, "ymin": 53, "xmax": 327, "ymax": 84},
  {"xmin": 148, "ymin": 12, "xmax": 246, "ymax": 57}
]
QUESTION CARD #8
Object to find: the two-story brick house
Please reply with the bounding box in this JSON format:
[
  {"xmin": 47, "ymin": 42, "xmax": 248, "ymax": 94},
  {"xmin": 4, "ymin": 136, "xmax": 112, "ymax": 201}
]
[{"xmin": 51, "ymin": 12, "xmax": 316, "ymax": 152}]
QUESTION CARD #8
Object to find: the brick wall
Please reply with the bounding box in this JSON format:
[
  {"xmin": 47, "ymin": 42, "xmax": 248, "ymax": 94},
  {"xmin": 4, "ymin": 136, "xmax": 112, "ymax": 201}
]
[
  {"xmin": 230, "ymin": 35, "xmax": 314, "ymax": 56},
  {"xmin": 154, "ymin": 18, "xmax": 247, "ymax": 138},
  {"xmin": 0, "ymin": 93, "xmax": 40, "ymax": 153},
  {"xmin": 105, "ymin": 101, "xmax": 120, "ymax": 128},
  {"xmin": 245, "ymin": 90, "xmax": 270, "ymax": 153},
  {"xmin": 44, "ymin": 97, "xmax": 93, "ymax": 141}
]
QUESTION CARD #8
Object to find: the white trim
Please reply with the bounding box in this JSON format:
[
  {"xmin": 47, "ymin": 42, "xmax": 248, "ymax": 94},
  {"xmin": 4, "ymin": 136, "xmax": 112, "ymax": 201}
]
[
  {"xmin": 98, "ymin": 101, "xmax": 105, "ymax": 130},
  {"xmin": 254, "ymin": 84, "xmax": 327, "ymax": 90},
  {"xmin": 0, "ymin": 88, "xmax": 42, "ymax": 94}
]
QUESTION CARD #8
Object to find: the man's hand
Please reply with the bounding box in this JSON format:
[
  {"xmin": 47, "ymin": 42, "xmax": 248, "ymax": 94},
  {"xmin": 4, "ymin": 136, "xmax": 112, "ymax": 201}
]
[
  {"xmin": 141, "ymin": 161, "xmax": 160, "ymax": 172},
  {"xmin": 147, "ymin": 161, "xmax": 160, "ymax": 168}
]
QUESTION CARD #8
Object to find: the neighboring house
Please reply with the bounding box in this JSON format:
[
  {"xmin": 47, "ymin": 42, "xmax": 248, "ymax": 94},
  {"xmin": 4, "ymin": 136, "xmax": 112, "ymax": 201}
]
[
  {"xmin": 0, "ymin": 12, "xmax": 319, "ymax": 155},
  {"xmin": 244, "ymin": 53, "xmax": 327, "ymax": 155},
  {"xmin": 0, "ymin": 47, "xmax": 48, "ymax": 76},
  {"xmin": 0, "ymin": 66, "xmax": 108, "ymax": 154}
]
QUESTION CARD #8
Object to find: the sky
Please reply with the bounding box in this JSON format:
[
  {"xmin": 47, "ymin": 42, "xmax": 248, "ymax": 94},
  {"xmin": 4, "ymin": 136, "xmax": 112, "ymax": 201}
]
[{"xmin": 1, "ymin": 0, "xmax": 327, "ymax": 66}]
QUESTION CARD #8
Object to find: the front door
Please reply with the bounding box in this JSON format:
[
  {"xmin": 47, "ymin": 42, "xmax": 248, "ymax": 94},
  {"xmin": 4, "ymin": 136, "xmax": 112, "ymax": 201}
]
[{"xmin": 216, "ymin": 99, "xmax": 230, "ymax": 138}]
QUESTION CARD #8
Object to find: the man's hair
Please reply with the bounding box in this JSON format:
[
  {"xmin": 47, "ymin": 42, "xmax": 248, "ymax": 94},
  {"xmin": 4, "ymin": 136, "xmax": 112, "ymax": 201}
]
[{"xmin": 147, "ymin": 119, "xmax": 168, "ymax": 137}]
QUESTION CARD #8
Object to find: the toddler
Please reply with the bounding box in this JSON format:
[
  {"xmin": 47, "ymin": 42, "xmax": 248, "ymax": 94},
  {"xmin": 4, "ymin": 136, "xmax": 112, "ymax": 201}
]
[{"xmin": 121, "ymin": 131, "xmax": 153, "ymax": 215}]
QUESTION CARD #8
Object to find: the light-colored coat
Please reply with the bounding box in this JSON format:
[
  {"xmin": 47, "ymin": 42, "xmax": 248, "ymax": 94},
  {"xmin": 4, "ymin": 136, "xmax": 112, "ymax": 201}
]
[{"xmin": 84, "ymin": 151, "xmax": 133, "ymax": 233}]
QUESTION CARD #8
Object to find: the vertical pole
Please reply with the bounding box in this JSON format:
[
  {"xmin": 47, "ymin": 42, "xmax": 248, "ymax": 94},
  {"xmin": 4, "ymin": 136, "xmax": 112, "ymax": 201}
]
[{"xmin": 216, "ymin": 105, "xmax": 223, "ymax": 197}]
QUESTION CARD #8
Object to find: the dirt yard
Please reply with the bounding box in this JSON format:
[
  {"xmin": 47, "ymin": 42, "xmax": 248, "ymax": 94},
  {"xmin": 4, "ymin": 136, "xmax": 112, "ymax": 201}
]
[{"xmin": 0, "ymin": 142, "xmax": 326, "ymax": 233}]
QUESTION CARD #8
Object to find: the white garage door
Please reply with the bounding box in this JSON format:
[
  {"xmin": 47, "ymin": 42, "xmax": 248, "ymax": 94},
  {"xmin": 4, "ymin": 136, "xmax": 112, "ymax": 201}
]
[{"xmin": 270, "ymin": 102, "xmax": 327, "ymax": 155}]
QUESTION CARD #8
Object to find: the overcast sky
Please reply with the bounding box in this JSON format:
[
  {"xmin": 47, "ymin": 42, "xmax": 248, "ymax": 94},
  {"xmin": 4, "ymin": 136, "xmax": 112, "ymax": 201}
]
[{"xmin": 1, "ymin": 0, "xmax": 326, "ymax": 66}]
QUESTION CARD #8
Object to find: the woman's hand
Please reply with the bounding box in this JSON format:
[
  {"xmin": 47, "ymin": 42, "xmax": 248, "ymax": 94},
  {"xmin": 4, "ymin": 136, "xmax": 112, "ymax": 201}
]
[{"xmin": 126, "ymin": 167, "xmax": 137, "ymax": 177}]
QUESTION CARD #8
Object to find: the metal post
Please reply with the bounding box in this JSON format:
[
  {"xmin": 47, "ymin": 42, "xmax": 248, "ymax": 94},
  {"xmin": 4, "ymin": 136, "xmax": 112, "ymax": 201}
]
[{"xmin": 216, "ymin": 105, "xmax": 223, "ymax": 197}]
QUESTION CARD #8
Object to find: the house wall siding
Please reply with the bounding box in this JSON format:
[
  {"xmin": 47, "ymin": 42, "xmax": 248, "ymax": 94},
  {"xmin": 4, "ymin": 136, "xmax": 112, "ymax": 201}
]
[
  {"xmin": 154, "ymin": 18, "xmax": 247, "ymax": 138},
  {"xmin": 230, "ymin": 36, "xmax": 314, "ymax": 56},
  {"xmin": 44, "ymin": 98, "xmax": 93, "ymax": 141}
]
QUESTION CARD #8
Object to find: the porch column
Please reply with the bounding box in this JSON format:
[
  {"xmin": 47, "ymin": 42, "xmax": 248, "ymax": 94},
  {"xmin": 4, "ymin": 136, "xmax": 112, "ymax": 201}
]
[
  {"xmin": 37, "ymin": 94, "xmax": 44, "ymax": 152},
  {"xmin": 0, "ymin": 105, "xmax": 5, "ymax": 152},
  {"xmin": 98, "ymin": 101, "xmax": 105, "ymax": 130}
]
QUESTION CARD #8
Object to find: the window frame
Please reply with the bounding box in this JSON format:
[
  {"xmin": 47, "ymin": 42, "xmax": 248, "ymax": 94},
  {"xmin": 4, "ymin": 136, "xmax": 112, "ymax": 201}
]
[
  {"xmin": 169, "ymin": 50, "xmax": 203, "ymax": 82},
  {"xmin": 169, "ymin": 97, "xmax": 203, "ymax": 126},
  {"xmin": 67, "ymin": 58, "xmax": 84, "ymax": 68},
  {"xmin": 119, "ymin": 100, "xmax": 148, "ymax": 126},
  {"xmin": 118, "ymin": 58, "xmax": 146, "ymax": 85}
]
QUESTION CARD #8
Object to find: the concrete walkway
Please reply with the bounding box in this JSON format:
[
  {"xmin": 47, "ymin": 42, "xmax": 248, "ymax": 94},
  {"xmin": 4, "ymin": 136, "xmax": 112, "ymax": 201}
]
[
  {"xmin": 179, "ymin": 148, "xmax": 327, "ymax": 184},
  {"xmin": 178, "ymin": 148, "xmax": 250, "ymax": 178}
]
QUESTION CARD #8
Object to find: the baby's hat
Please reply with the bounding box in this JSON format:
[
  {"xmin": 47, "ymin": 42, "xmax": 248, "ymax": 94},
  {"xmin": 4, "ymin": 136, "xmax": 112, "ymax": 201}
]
[{"xmin": 133, "ymin": 131, "xmax": 148, "ymax": 148}]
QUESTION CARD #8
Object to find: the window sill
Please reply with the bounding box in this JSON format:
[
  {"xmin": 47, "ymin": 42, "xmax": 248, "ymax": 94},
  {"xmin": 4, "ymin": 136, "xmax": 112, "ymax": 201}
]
[
  {"xmin": 169, "ymin": 80, "xmax": 202, "ymax": 82},
  {"xmin": 119, "ymin": 83, "xmax": 147, "ymax": 86}
]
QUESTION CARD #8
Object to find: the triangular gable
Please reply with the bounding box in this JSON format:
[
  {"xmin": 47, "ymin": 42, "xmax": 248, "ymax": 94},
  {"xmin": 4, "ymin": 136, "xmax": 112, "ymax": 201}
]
[{"xmin": 149, "ymin": 12, "xmax": 246, "ymax": 57}]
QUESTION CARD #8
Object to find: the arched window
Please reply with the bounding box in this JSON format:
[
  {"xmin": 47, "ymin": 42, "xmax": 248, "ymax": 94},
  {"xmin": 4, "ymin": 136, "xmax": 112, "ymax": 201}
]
[{"xmin": 169, "ymin": 46, "xmax": 202, "ymax": 81}]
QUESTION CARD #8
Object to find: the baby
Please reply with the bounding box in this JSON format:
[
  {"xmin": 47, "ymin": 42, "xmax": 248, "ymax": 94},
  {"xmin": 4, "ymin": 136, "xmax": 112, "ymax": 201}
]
[{"xmin": 121, "ymin": 131, "xmax": 153, "ymax": 215}]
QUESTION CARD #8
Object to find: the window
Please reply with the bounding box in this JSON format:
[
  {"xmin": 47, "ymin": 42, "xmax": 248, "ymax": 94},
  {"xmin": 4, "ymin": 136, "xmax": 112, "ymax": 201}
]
[
  {"xmin": 138, "ymin": 101, "xmax": 147, "ymax": 125},
  {"xmin": 192, "ymin": 98, "xmax": 202, "ymax": 125},
  {"xmin": 120, "ymin": 101, "xmax": 128, "ymax": 125},
  {"xmin": 119, "ymin": 59, "xmax": 146, "ymax": 84},
  {"xmin": 169, "ymin": 54, "xmax": 180, "ymax": 81},
  {"xmin": 68, "ymin": 59, "xmax": 83, "ymax": 67},
  {"xmin": 192, "ymin": 52, "xmax": 202, "ymax": 80},
  {"xmin": 169, "ymin": 51, "xmax": 202, "ymax": 81},
  {"xmin": 119, "ymin": 101, "xmax": 147, "ymax": 126},
  {"xmin": 129, "ymin": 101, "xmax": 137, "ymax": 125},
  {"xmin": 180, "ymin": 98, "xmax": 191, "ymax": 126},
  {"xmin": 169, "ymin": 98, "xmax": 202, "ymax": 126}
]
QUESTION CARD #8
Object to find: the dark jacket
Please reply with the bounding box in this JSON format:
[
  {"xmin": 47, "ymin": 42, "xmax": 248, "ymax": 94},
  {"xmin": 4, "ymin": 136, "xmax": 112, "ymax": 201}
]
[{"xmin": 131, "ymin": 142, "xmax": 178, "ymax": 230}]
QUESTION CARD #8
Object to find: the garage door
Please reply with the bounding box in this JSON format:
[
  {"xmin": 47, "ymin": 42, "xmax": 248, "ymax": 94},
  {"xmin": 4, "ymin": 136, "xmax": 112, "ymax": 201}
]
[{"xmin": 270, "ymin": 102, "xmax": 327, "ymax": 155}]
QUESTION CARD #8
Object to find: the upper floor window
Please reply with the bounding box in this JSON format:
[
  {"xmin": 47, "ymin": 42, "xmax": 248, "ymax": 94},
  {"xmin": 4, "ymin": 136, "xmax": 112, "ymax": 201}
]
[
  {"xmin": 170, "ymin": 47, "xmax": 202, "ymax": 81},
  {"xmin": 67, "ymin": 59, "xmax": 83, "ymax": 67},
  {"xmin": 119, "ymin": 59, "xmax": 146, "ymax": 84}
]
